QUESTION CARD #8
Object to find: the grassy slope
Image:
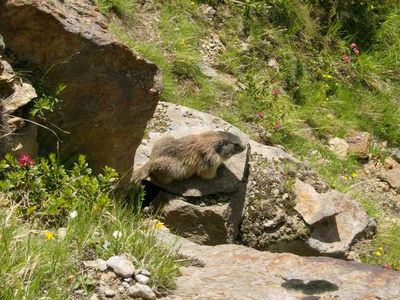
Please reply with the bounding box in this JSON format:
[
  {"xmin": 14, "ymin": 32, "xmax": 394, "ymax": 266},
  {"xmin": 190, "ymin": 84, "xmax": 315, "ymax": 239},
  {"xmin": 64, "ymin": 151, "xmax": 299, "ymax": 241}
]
[{"xmin": 97, "ymin": 0, "xmax": 400, "ymax": 269}]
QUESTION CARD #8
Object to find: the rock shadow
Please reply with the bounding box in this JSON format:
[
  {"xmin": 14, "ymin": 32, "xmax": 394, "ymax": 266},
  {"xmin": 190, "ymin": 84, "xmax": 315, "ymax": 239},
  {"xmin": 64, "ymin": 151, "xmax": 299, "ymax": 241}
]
[
  {"xmin": 281, "ymin": 278, "xmax": 339, "ymax": 295},
  {"xmin": 310, "ymin": 216, "xmax": 341, "ymax": 243}
]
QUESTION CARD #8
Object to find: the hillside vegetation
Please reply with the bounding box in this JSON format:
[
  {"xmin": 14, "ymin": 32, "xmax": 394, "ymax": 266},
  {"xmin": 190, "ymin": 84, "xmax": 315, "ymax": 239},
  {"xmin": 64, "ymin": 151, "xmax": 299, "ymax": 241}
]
[{"xmin": 97, "ymin": 0, "xmax": 400, "ymax": 267}]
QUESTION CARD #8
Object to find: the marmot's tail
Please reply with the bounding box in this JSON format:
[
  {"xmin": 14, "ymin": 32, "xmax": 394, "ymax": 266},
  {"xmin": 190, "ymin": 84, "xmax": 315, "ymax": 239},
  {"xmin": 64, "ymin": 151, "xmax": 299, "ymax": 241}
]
[{"xmin": 131, "ymin": 163, "xmax": 150, "ymax": 186}]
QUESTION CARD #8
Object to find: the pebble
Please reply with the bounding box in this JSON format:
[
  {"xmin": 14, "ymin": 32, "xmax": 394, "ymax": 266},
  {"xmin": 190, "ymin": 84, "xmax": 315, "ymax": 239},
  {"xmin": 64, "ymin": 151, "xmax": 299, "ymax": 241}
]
[
  {"xmin": 106, "ymin": 255, "xmax": 135, "ymax": 278},
  {"xmin": 100, "ymin": 271, "xmax": 116, "ymax": 281},
  {"xmin": 74, "ymin": 289, "xmax": 85, "ymax": 295},
  {"xmin": 140, "ymin": 269, "xmax": 151, "ymax": 277},
  {"xmin": 123, "ymin": 277, "xmax": 133, "ymax": 283},
  {"xmin": 122, "ymin": 281, "xmax": 130, "ymax": 288},
  {"xmin": 97, "ymin": 259, "xmax": 108, "ymax": 272},
  {"xmin": 128, "ymin": 283, "xmax": 156, "ymax": 300},
  {"xmin": 135, "ymin": 274, "xmax": 150, "ymax": 285},
  {"xmin": 104, "ymin": 288, "xmax": 116, "ymax": 297},
  {"xmin": 90, "ymin": 294, "xmax": 99, "ymax": 300}
]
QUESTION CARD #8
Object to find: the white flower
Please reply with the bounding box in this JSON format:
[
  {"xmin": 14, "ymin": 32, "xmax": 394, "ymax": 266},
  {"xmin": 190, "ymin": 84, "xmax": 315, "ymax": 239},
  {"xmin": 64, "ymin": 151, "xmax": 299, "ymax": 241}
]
[
  {"xmin": 69, "ymin": 210, "xmax": 78, "ymax": 219},
  {"xmin": 112, "ymin": 231, "xmax": 122, "ymax": 239},
  {"xmin": 102, "ymin": 240, "xmax": 110, "ymax": 250}
]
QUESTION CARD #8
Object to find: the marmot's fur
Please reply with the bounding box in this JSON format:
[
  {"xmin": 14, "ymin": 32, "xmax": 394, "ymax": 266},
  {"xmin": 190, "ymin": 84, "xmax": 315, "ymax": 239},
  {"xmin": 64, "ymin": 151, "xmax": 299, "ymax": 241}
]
[{"xmin": 131, "ymin": 131, "xmax": 246, "ymax": 185}]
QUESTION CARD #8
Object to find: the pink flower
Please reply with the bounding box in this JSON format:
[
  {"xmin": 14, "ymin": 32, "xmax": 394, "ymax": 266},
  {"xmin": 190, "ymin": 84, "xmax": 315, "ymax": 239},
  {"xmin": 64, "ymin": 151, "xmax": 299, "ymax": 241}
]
[
  {"xmin": 18, "ymin": 153, "xmax": 34, "ymax": 167},
  {"xmin": 383, "ymin": 264, "xmax": 392, "ymax": 270},
  {"xmin": 342, "ymin": 55, "xmax": 351, "ymax": 63},
  {"xmin": 273, "ymin": 122, "xmax": 282, "ymax": 130},
  {"xmin": 350, "ymin": 43, "xmax": 358, "ymax": 49},
  {"xmin": 353, "ymin": 48, "xmax": 360, "ymax": 55},
  {"xmin": 255, "ymin": 112, "xmax": 265, "ymax": 119},
  {"xmin": 271, "ymin": 88, "xmax": 280, "ymax": 97}
]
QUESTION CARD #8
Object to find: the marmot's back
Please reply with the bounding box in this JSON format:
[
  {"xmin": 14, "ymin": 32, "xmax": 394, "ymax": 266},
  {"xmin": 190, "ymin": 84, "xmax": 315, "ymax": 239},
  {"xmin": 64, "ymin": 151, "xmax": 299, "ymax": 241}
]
[{"xmin": 132, "ymin": 130, "xmax": 245, "ymax": 185}]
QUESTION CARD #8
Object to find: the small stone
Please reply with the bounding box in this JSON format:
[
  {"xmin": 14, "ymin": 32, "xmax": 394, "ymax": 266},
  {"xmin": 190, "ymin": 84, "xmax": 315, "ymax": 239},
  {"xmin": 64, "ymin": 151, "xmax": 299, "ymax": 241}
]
[
  {"xmin": 100, "ymin": 271, "xmax": 116, "ymax": 281},
  {"xmin": 329, "ymin": 137, "xmax": 349, "ymax": 159},
  {"xmin": 74, "ymin": 289, "xmax": 85, "ymax": 295},
  {"xmin": 104, "ymin": 288, "xmax": 116, "ymax": 297},
  {"xmin": 392, "ymin": 148, "xmax": 400, "ymax": 163},
  {"xmin": 124, "ymin": 277, "xmax": 133, "ymax": 283},
  {"xmin": 90, "ymin": 294, "xmax": 99, "ymax": 300},
  {"xmin": 135, "ymin": 274, "xmax": 150, "ymax": 285},
  {"xmin": 57, "ymin": 227, "xmax": 67, "ymax": 240},
  {"xmin": 118, "ymin": 287, "xmax": 125, "ymax": 293},
  {"xmin": 97, "ymin": 259, "xmax": 108, "ymax": 272},
  {"xmin": 83, "ymin": 260, "xmax": 98, "ymax": 269},
  {"xmin": 106, "ymin": 255, "xmax": 135, "ymax": 278},
  {"xmin": 128, "ymin": 283, "xmax": 156, "ymax": 300},
  {"xmin": 140, "ymin": 269, "xmax": 151, "ymax": 277},
  {"xmin": 122, "ymin": 282, "xmax": 130, "ymax": 288},
  {"xmin": 272, "ymin": 188, "xmax": 280, "ymax": 197}
]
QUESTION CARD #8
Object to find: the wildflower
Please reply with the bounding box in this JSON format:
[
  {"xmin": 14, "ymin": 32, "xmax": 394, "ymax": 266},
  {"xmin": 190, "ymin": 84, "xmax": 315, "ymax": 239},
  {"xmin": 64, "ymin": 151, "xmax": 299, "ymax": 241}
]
[
  {"xmin": 255, "ymin": 112, "xmax": 265, "ymax": 119},
  {"xmin": 383, "ymin": 263, "xmax": 391, "ymax": 270},
  {"xmin": 102, "ymin": 240, "xmax": 110, "ymax": 250},
  {"xmin": 44, "ymin": 231, "xmax": 54, "ymax": 241},
  {"xmin": 351, "ymin": 173, "xmax": 358, "ymax": 178},
  {"xmin": 342, "ymin": 55, "xmax": 351, "ymax": 63},
  {"xmin": 69, "ymin": 210, "xmax": 78, "ymax": 219},
  {"xmin": 112, "ymin": 230, "xmax": 122, "ymax": 239},
  {"xmin": 154, "ymin": 221, "xmax": 165, "ymax": 230},
  {"xmin": 18, "ymin": 153, "xmax": 34, "ymax": 167},
  {"xmin": 350, "ymin": 43, "xmax": 358, "ymax": 49},
  {"xmin": 353, "ymin": 48, "xmax": 360, "ymax": 55},
  {"xmin": 322, "ymin": 74, "xmax": 332, "ymax": 79},
  {"xmin": 271, "ymin": 88, "xmax": 280, "ymax": 97},
  {"xmin": 273, "ymin": 123, "xmax": 282, "ymax": 130},
  {"xmin": 375, "ymin": 250, "xmax": 382, "ymax": 257}
]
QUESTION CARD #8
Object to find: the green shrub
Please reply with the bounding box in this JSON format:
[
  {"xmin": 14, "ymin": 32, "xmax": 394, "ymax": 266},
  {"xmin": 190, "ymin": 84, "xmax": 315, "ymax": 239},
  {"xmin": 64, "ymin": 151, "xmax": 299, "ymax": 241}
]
[{"xmin": 0, "ymin": 153, "xmax": 117, "ymax": 226}]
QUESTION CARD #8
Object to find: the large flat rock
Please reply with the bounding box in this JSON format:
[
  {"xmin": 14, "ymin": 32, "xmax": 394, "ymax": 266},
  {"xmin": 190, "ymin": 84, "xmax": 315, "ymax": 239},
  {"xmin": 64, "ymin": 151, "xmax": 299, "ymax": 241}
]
[
  {"xmin": 157, "ymin": 230, "xmax": 400, "ymax": 300},
  {"xmin": 0, "ymin": 0, "xmax": 161, "ymax": 178}
]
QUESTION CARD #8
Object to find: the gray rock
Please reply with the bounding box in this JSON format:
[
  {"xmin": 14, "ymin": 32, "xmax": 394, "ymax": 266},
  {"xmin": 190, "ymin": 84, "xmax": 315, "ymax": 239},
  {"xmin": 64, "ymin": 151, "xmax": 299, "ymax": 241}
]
[
  {"xmin": 139, "ymin": 269, "xmax": 151, "ymax": 277},
  {"xmin": 122, "ymin": 281, "xmax": 130, "ymax": 288},
  {"xmin": 296, "ymin": 181, "xmax": 376, "ymax": 256},
  {"xmin": 106, "ymin": 255, "xmax": 135, "ymax": 278},
  {"xmin": 329, "ymin": 137, "xmax": 349, "ymax": 159},
  {"xmin": 104, "ymin": 288, "xmax": 116, "ymax": 298},
  {"xmin": 157, "ymin": 229, "xmax": 400, "ymax": 300},
  {"xmin": 380, "ymin": 170, "xmax": 400, "ymax": 190},
  {"xmin": 135, "ymin": 274, "xmax": 150, "ymax": 285},
  {"xmin": 97, "ymin": 258, "xmax": 108, "ymax": 272},
  {"xmin": 294, "ymin": 179, "xmax": 342, "ymax": 225},
  {"xmin": 127, "ymin": 283, "xmax": 156, "ymax": 300},
  {"xmin": 392, "ymin": 148, "xmax": 400, "ymax": 163}
]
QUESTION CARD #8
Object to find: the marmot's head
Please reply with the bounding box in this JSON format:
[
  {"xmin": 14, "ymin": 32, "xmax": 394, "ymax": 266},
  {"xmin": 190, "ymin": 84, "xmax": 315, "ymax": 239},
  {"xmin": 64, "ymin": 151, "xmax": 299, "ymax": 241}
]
[{"xmin": 214, "ymin": 131, "xmax": 246, "ymax": 159}]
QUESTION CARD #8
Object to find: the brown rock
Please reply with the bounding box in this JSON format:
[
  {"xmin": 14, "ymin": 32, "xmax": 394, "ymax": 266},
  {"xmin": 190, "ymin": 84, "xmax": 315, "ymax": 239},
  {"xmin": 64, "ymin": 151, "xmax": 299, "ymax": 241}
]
[
  {"xmin": 158, "ymin": 230, "xmax": 400, "ymax": 300},
  {"xmin": 294, "ymin": 179, "xmax": 341, "ymax": 225},
  {"xmin": 0, "ymin": 0, "xmax": 161, "ymax": 179},
  {"xmin": 345, "ymin": 130, "xmax": 371, "ymax": 159},
  {"xmin": 380, "ymin": 170, "xmax": 400, "ymax": 190}
]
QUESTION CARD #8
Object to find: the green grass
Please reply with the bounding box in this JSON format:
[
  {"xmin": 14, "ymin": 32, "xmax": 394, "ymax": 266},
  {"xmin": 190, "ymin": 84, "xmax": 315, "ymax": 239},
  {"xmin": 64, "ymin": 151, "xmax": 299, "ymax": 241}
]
[{"xmin": 0, "ymin": 154, "xmax": 180, "ymax": 299}]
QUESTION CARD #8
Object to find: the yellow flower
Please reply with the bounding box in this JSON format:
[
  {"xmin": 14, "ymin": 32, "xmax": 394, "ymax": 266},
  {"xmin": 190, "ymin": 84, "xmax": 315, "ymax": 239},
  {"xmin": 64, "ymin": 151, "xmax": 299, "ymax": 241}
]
[
  {"xmin": 44, "ymin": 231, "xmax": 54, "ymax": 241},
  {"xmin": 154, "ymin": 221, "xmax": 165, "ymax": 230},
  {"xmin": 375, "ymin": 250, "xmax": 382, "ymax": 257},
  {"xmin": 322, "ymin": 74, "xmax": 333, "ymax": 79},
  {"xmin": 351, "ymin": 173, "xmax": 358, "ymax": 178}
]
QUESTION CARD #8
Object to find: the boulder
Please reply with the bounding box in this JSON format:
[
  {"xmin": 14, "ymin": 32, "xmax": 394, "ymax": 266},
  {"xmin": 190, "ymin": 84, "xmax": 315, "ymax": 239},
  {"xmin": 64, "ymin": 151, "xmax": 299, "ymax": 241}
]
[
  {"xmin": 380, "ymin": 170, "xmax": 400, "ymax": 190},
  {"xmin": 345, "ymin": 130, "xmax": 371, "ymax": 159},
  {"xmin": 138, "ymin": 102, "xmax": 304, "ymax": 246},
  {"xmin": 0, "ymin": 57, "xmax": 38, "ymax": 158},
  {"xmin": 158, "ymin": 229, "xmax": 400, "ymax": 300},
  {"xmin": 0, "ymin": 0, "xmax": 161, "ymax": 179},
  {"xmin": 106, "ymin": 255, "xmax": 135, "ymax": 278},
  {"xmin": 153, "ymin": 187, "xmax": 246, "ymax": 245},
  {"xmin": 328, "ymin": 137, "xmax": 348, "ymax": 159},
  {"xmin": 295, "ymin": 181, "xmax": 376, "ymax": 257}
]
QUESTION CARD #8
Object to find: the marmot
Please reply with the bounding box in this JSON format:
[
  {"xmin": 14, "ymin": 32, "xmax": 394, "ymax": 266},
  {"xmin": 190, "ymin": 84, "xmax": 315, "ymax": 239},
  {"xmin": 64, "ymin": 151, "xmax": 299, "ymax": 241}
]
[{"xmin": 131, "ymin": 130, "xmax": 246, "ymax": 185}]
